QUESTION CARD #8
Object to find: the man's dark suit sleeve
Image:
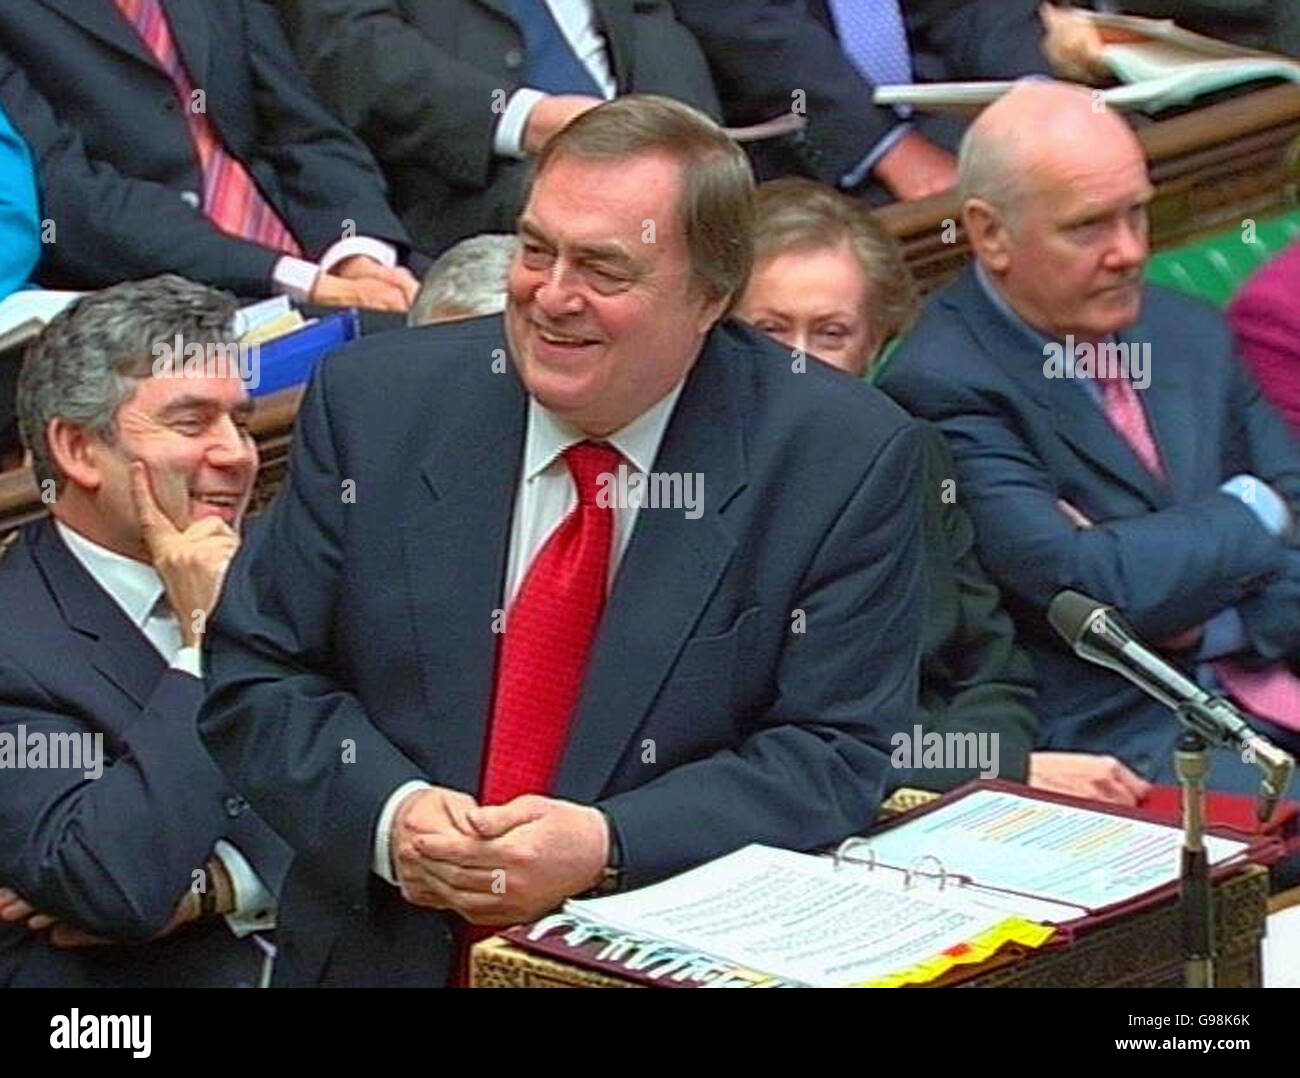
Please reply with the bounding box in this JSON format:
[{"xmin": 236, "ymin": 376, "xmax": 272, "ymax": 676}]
[
  {"xmin": 280, "ymin": 0, "xmax": 517, "ymax": 195},
  {"xmin": 596, "ymin": 421, "xmax": 926, "ymax": 887},
  {"xmin": 908, "ymin": 0, "xmax": 1047, "ymax": 82},
  {"xmin": 0, "ymin": 50, "xmax": 280, "ymax": 296},
  {"xmin": 240, "ymin": 0, "xmax": 410, "ymax": 255},
  {"xmin": 200, "ymin": 361, "xmax": 429, "ymax": 910},
  {"xmin": 673, "ymin": 0, "xmax": 890, "ymax": 185},
  {"xmin": 0, "ymin": 667, "xmax": 226, "ymax": 941},
  {"xmin": 913, "ymin": 426, "xmax": 1037, "ymax": 788},
  {"xmin": 882, "ymin": 360, "xmax": 1287, "ymax": 644}
]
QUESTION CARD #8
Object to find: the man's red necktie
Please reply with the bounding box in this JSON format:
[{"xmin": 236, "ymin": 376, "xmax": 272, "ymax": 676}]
[
  {"xmin": 481, "ymin": 441, "xmax": 621, "ymax": 804},
  {"xmin": 454, "ymin": 443, "xmax": 619, "ymax": 983}
]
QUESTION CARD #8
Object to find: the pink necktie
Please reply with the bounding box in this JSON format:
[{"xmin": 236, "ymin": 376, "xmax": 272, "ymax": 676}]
[
  {"xmin": 1099, "ymin": 375, "xmax": 1166, "ymax": 480},
  {"xmin": 114, "ymin": 0, "xmax": 303, "ymax": 256},
  {"xmin": 1098, "ymin": 375, "xmax": 1300, "ymax": 731}
]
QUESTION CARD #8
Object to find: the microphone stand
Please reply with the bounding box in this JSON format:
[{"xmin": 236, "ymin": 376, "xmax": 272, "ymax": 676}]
[{"xmin": 1173, "ymin": 726, "xmax": 1214, "ymax": 988}]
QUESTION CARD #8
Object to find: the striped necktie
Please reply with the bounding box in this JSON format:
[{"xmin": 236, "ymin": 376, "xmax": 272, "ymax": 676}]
[{"xmin": 113, "ymin": 0, "xmax": 303, "ymax": 256}]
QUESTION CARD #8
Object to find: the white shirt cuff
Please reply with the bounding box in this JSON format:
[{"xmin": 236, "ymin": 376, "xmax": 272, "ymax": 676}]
[
  {"xmin": 213, "ymin": 839, "xmax": 277, "ymax": 938},
  {"xmin": 319, "ymin": 236, "xmax": 398, "ymax": 274},
  {"xmin": 1221, "ymin": 473, "xmax": 1291, "ymax": 537},
  {"xmin": 373, "ymin": 780, "xmax": 436, "ymax": 885},
  {"xmin": 272, "ymin": 256, "xmax": 321, "ymax": 304},
  {"xmin": 170, "ymin": 645, "xmax": 203, "ymax": 680},
  {"xmin": 495, "ymin": 88, "xmax": 548, "ymax": 159}
]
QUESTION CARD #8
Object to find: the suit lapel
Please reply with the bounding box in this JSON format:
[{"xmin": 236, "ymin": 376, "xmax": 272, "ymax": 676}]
[
  {"xmin": 28, "ymin": 520, "xmax": 165, "ymax": 710},
  {"xmin": 949, "ymin": 270, "xmax": 1167, "ymax": 509},
  {"xmin": 162, "ymin": 0, "xmax": 210, "ymax": 95},
  {"xmin": 37, "ymin": 0, "xmax": 160, "ymax": 71},
  {"xmin": 552, "ymin": 333, "xmax": 746, "ymax": 803},
  {"xmin": 398, "ymin": 352, "xmax": 527, "ymax": 794},
  {"xmin": 1050, "ymin": 378, "xmax": 1168, "ymax": 508},
  {"xmin": 594, "ymin": 0, "xmax": 634, "ymax": 91},
  {"xmin": 1135, "ymin": 325, "xmax": 1197, "ymax": 504}
]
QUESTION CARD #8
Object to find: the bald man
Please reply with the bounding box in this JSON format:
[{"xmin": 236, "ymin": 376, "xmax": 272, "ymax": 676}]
[{"xmin": 879, "ymin": 82, "xmax": 1300, "ymax": 797}]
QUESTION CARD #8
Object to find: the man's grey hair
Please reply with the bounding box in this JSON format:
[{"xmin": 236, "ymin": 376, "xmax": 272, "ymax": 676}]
[
  {"xmin": 956, "ymin": 120, "xmax": 1026, "ymax": 227},
  {"xmin": 18, "ymin": 275, "xmax": 238, "ymax": 488},
  {"xmin": 408, "ymin": 234, "xmax": 518, "ymax": 327}
]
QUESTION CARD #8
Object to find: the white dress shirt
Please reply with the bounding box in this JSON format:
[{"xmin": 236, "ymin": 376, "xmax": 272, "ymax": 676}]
[
  {"xmin": 271, "ymin": 236, "xmax": 401, "ymax": 306},
  {"xmin": 372, "ymin": 380, "xmax": 687, "ymax": 883},
  {"xmin": 493, "ymin": 0, "xmax": 618, "ymax": 160},
  {"xmin": 54, "ymin": 521, "xmax": 276, "ymax": 937}
]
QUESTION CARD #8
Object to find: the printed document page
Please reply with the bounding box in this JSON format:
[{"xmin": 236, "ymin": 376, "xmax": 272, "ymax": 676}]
[
  {"xmin": 566, "ymin": 844, "xmax": 1018, "ymax": 987},
  {"xmin": 863, "ymin": 789, "xmax": 1248, "ymax": 910}
]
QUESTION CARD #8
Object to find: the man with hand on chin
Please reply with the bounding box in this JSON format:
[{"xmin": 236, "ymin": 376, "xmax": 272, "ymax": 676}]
[
  {"xmin": 0, "ymin": 275, "xmax": 289, "ymax": 987},
  {"xmin": 200, "ymin": 95, "xmax": 926, "ymax": 986}
]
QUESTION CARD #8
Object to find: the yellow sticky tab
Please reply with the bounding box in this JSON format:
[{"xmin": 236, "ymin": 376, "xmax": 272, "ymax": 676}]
[{"xmin": 852, "ymin": 918, "xmax": 1057, "ymax": 988}]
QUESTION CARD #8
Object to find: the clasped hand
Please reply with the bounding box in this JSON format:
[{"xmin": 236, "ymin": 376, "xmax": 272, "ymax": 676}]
[{"xmin": 390, "ymin": 788, "xmax": 610, "ymax": 926}]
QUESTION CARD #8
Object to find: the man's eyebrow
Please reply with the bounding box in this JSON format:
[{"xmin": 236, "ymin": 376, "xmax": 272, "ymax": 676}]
[
  {"xmin": 517, "ymin": 219, "xmax": 636, "ymax": 265},
  {"xmin": 517, "ymin": 218, "xmax": 550, "ymax": 244},
  {"xmin": 1062, "ymin": 195, "xmax": 1152, "ymax": 227},
  {"xmin": 156, "ymin": 394, "xmax": 217, "ymax": 416}
]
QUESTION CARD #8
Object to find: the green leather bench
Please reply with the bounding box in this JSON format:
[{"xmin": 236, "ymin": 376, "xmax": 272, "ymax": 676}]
[{"xmin": 1144, "ymin": 208, "xmax": 1300, "ymax": 307}]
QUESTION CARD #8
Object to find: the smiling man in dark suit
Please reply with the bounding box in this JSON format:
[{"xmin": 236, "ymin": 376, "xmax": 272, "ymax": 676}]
[
  {"xmin": 199, "ymin": 95, "xmax": 926, "ymax": 987},
  {"xmin": 879, "ymin": 82, "xmax": 1300, "ymax": 794},
  {"xmin": 0, "ymin": 276, "xmax": 290, "ymax": 987}
]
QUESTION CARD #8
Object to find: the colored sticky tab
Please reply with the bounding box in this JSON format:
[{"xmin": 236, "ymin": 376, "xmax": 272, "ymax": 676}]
[{"xmin": 853, "ymin": 918, "xmax": 1057, "ymax": 988}]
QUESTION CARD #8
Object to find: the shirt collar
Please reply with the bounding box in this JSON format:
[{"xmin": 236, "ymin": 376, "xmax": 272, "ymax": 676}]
[
  {"xmin": 974, "ymin": 262, "xmax": 1121, "ymax": 363},
  {"xmin": 523, "ymin": 378, "xmax": 688, "ymax": 481},
  {"xmin": 974, "ymin": 261, "xmax": 1057, "ymax": 351},
  {"xmin": 54, "ymin": 519, "xmax": 165, "ymax": 630}
]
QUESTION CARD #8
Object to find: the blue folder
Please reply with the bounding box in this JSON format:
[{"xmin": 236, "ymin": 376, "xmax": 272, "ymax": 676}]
[{"xmin": 249, "ymin": 308, "xmax": 361, "ymax": 397}]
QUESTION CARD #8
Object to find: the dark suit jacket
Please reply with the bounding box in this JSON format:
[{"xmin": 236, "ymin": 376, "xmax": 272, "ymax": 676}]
[
  {"xmin": 199, "ymin": 315, "xmax": 926, "ymax": 986},
  {"xmin": 1097, "ymin": 1, "xmax": 1300, "ymax": 57},
  {"xmin": 880, "ymin": 267, "xmax": 1300, "ymax": 791},
  {"xmin": 279, "ymin": 0, "xmax": 721, "ymax": 254},
  {"xmin": 0, "ymin": 0, "xmax": 410, "ymax": 297},
  {"xmin": 0, "ymin": 520, "xmax": 291, "ymax": 987},
  {"xmin": 674, "ymin": 0, "xmax": 1049, "ymax": 188},
  {"xmin": 898, "ymin": 421, "xmax": 1039, "ymax": 792}
]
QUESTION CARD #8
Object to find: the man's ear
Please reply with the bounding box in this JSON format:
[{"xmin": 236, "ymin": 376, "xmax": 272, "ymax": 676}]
[
  {"xmin": 694, "ymin": 287, "xmax": 732, "ymax": 336},
  {"xmin": 46, "ymin": 418, "xmax": 107, "ymax": 494},
  {"xmin": 963, "ymin": 199, "xmax": 1012, "ymax": 274}
]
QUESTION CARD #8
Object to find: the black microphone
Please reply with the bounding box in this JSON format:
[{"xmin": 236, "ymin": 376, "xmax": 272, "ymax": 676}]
[{"xmin": 1048, "ymin": 589, "xmax": 1294, "ymax": 821}]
